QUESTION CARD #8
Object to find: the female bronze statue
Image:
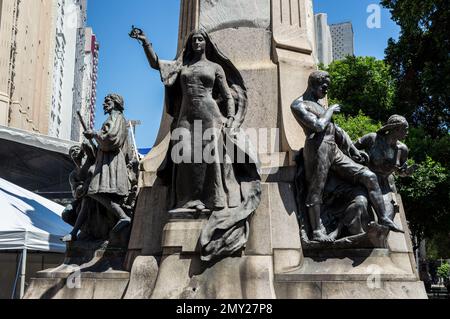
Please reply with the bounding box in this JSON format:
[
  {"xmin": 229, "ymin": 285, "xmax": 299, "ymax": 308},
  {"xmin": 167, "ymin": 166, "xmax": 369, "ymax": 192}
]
[
  {"xmin": 355, "ymin": 115, "xmax": 416, "ymax": 219},
  {"xmin": 130, "ymin": 27, "xmax": 261, "ymax": 261}
]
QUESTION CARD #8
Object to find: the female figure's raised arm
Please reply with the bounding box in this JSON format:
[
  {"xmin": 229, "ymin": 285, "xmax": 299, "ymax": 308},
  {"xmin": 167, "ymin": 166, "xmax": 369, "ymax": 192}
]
[{"xmin": 130, "ymin": 26, "xmax": 159, "ymax": 70}]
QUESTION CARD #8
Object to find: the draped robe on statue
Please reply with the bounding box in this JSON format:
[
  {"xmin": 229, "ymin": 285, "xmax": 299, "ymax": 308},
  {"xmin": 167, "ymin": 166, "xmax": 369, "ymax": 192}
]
[
  {"xmin": 155, "ymin": 53, "xmax": 261, "ymax": 261},
  {"xmin": 88, "ymin": 111, "xmax": 131, "ymax": 197}
]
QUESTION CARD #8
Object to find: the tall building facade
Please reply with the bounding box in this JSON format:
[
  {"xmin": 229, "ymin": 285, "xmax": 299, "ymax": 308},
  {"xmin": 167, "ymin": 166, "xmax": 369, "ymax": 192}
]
[
  {"xmin": 0, "ymin": 0, "xmax": 56, "ymax": 134},
  {"xmin": 330, "ymin": 21, "xmax": 354, "ymax": 61},
  {"xmin": 0, "ymin": 0, "xmax": 97, "ymax": 141},
  {"xmin": 49, "ymin": 0, "xmax": 88, "ymax": 140},
  {"xmin": 314, "ymin": 13, "xmax": 333, "ymax": 66},
  {"xmin": 71, "ymin": 26, "xmax": 99, "ymax": 142},
  {"xmin": 0, "ymin": 0, "xmax": 14, "ymax": 126}
]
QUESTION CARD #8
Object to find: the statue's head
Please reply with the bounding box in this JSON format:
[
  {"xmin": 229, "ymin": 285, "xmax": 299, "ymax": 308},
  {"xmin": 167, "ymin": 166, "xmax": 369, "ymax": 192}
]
[
  {"xmin": 191, "ymin": 31, "xmax": 207, "ymax": 55},
  {"xmin": 378, "ymin": 115, "xmax": 409, "ymax": 140},
  {"xmin": 308, "ymin": 71, "xmax": 331, "ymax": 100},
  {"xmin": 69, "ymin": 145, "xmax": 83, "ymax": 166},
  {"xmin": 183, "ymin": 29, "xmax": 214, "ymax": 63},
  {"xmin": 103, "ymin": 94, "xmax": 124, "ymax": 114}
]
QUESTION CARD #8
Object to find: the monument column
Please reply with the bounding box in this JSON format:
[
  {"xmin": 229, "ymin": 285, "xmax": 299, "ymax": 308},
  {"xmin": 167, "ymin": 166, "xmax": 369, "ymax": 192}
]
[
  {"xmin": 177, "ymin": 0, "xmax": 317, "ymax": 156},
  {"xmin": 272, "ymin": 0, "xmax": 317, "ymax": 154}
]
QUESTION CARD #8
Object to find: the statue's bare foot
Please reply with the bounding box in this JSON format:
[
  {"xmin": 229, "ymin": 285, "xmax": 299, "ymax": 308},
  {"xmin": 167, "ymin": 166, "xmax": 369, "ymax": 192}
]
[
  {"xmin": 112, "ymin": 217, "xmax": 131, "ymax": 233},
  {"xmin": 169, "ymin": 207, "xmax": 197, "ymax": 214},
  {"xmin": 312, "ymin": 230, "xmax": 335, "ymax": 243},
  {"xmin": 61, "ymin": 233, "xmax": 77, "ymax": 242},
  {"xmin": 196, "ymin": 204, "xmax": 206, "ymax": 211},
  {"xmin": 328, "ymin": 229, "xmax": 340, "ymax": 241},
  {"xmin": 379, "ymin": 218, "xmax": 404, "ymax": 233}
]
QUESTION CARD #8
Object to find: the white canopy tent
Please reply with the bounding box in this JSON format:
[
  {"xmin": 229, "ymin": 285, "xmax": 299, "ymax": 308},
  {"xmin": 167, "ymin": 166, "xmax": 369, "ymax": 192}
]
[{"xmin": 0, "ymin": 178, "xmax": 71, "ymax": 298}]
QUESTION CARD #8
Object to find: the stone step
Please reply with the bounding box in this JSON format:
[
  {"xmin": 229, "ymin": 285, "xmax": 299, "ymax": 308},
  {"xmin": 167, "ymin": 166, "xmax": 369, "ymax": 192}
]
[{"xmin": 275, "ymin": 251, "xmax": 418, "ymax": 282}]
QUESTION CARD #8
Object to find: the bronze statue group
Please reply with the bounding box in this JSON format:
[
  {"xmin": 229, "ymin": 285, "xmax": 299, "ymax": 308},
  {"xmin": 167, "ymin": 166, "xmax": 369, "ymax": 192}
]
[{"xmin": 61, "ymin": 28, "xmax": 415, "ymax": 261}]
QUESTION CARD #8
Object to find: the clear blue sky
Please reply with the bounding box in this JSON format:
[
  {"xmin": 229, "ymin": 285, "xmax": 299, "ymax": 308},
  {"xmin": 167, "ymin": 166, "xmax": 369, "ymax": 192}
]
[{"xmin": 87, "ymin": 0, "xmax": 400, "ymax": 148}]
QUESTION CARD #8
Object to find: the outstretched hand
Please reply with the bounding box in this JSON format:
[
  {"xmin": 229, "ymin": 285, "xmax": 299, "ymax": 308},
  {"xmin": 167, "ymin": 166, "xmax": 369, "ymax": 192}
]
[
  {"xmin": 358, "ymin": 151, "xmax": 370, "ymax": 164},
  {"xmin": 351, "ymin": 148, "xmax": 369, "ymax": 165},
  {"xmin": 398, "ymin": 163, "xmax": 418, "ymax": 176},
  {"xmin": 83, "ymin": 130, "xmax": 95, "ymax": 140},
  {"xmin": 329, "ymin": 104, "xmax": 341, "ymax": 114},
  {"xmin": 129, "ymin": 25, "xmax": 147, "ymax": 43}
]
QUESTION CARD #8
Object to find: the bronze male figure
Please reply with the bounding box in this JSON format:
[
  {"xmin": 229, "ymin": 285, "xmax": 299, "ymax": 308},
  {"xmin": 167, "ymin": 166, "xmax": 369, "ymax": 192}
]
[{"xmin": 291, "ymin": 71, "xmax": 403, "ymax": 242}]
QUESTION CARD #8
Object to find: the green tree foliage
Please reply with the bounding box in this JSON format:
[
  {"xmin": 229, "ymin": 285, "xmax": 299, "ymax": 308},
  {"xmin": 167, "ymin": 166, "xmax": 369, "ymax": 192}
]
[
  {"xmin": 395, "ymin": 157, "xmax": 449, "ymax": 240},
  {"xmin": 405, "ymin": 127, "xmax": 450, "ymax": 169},
  {"xmin": 381, "ymin": 0, "xmax": 450, "ymax": 261},
  {"xmin": 437, "ymin": 262, "xmax": 450, "ymax": 281},
  {"xmin": 426, "ymin": 234, "xmax": 450, "ymax": 260},
  {"xmin": 334, "ymin": 111, "xmax": 381, "ymax": 141},
  {"xmin": 324, "ymin": 56, "xmax": 396, "ymax": 122},
  {"xmin": 399, "ymin": 127, "xmax": 450, "ymax": 247},
  {"xmin": 381, "ymin": 0, "xmax": 450, "ymax": 137}
]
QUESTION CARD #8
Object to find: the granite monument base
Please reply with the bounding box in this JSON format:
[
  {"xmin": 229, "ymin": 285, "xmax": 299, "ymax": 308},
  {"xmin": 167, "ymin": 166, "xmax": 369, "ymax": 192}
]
[
  {"xmin": 24, "ymin": 272, "xmax": 129, "ymax": 299},
  {"xmin": 25, "ymin": 168, "xmax": 427, "ymax": 299},
  {"xmin": 275, "ymin": 249, "xmax": 427, "ymax": 299},
  {"xmin": 126, "ymin": 167, "xmax": 427, "ymax": 299},
  {"xmin": 25, "ymin": 238, "xmax": 130, "ymax": 299}
]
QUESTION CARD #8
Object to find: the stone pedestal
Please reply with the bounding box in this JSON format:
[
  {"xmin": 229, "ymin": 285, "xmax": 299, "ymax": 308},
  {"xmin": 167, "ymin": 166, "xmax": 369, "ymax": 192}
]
[
  {"xmin": 24, "ymin": 272, "xmax": 129, "ymax": 299},
  {"xmin": 126, "ymin": 169, "xmax": 426, "ymax": 299},
  {"xmin": 25, "ymin": 240, "xmax": 130, "ymax": 299},
  {"xmin": 272, "ymin": 194, "xmax": 427, "ymax": 299},
  {"xmin": 275, "ymin": 249, "xmax": 426, "ymax": 299},
  {"xmin": 146, "ymin": 180, "xmax": 300, "ymax": 299}
]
